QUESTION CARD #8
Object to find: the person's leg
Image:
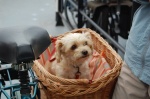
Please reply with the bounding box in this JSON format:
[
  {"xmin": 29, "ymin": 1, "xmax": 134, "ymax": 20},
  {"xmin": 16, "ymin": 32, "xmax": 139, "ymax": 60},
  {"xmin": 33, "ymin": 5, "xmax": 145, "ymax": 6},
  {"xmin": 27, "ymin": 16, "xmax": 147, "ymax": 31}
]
[{"xmin": 112, "ymin": 62, "xmax": 149, "ymax": 99}]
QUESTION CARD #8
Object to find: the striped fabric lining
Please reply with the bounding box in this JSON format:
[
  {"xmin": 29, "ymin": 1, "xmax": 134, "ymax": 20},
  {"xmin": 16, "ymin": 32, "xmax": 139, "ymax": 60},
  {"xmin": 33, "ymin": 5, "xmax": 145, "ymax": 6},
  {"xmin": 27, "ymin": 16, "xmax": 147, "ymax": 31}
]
[
  {"xmin": 39, "ymin": 38, "xmax": 111, "ymax": 81},
  {"xmin": 89, "ymin": 51, "xmax": 111, "ymax": 80}
]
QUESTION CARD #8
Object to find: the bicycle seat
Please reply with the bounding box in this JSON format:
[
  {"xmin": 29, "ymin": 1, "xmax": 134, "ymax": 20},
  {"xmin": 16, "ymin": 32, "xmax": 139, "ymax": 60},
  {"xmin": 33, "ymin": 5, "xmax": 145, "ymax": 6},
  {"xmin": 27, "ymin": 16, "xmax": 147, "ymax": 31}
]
[{"xmin": 0, "ymin": 26, "xmax": 51, "ymax": 63}]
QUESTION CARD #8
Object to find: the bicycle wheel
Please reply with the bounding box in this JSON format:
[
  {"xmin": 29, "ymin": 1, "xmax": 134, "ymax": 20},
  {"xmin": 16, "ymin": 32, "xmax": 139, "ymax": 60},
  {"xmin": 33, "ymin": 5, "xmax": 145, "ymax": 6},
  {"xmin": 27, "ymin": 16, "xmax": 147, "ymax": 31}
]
[
  {"xmin": 64, "ymin": 0, "xmax": 87, "ymax": 29},
  {"xmin": 64, "ymin": 0, "xmax": 78, "ymax": 29}
]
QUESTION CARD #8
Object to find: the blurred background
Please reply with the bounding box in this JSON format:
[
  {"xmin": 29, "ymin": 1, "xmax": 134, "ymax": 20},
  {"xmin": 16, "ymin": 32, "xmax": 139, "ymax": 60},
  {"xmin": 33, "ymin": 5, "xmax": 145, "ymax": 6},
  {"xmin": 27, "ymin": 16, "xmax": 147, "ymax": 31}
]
[
  {"xmin": 0, "ymin": 0, "xmax": 132, "ymax": 98},
  {"xmin": 0, "ymin": 0, "xmax": 132, "ymax": 57}
]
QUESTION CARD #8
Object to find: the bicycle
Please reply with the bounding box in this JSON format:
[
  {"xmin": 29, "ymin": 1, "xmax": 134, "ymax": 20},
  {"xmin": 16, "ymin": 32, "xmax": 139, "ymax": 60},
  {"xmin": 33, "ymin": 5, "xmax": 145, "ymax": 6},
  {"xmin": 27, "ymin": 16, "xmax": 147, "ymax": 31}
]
[
  {"xmin": 64, "ymin": 0, "xmax": 88, "ymax": 29},
  {"xmin": 0, "ymin": 26, "xmax": 51, "ymax": 99}
]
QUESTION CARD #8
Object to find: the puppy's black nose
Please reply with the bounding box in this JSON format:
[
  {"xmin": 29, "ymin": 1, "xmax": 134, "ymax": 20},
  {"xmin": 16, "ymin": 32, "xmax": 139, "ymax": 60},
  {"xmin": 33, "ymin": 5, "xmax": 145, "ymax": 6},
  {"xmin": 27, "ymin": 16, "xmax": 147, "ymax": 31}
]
[{"xmin": 82, "ymin": 50, "xmax": 88, "ymax": 55}]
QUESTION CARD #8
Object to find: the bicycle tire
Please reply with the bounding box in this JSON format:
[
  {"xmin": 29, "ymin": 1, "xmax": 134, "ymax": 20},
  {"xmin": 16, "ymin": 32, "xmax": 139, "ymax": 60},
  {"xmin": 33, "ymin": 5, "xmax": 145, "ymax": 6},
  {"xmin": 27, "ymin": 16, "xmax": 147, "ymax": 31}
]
[
  {"xmin": 64, "ymin": 0, "xmax": 77, "ymax": 29},
  {"xmin": 64, "ymin": 0, "xmax": 86, "ymax": 29}
]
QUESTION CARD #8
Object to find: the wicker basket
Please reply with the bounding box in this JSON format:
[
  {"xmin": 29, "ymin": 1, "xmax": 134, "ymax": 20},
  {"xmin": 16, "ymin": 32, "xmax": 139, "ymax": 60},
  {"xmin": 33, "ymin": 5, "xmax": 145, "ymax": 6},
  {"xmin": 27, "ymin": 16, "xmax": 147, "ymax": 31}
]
[{"xmin": 33, "ymin": 28, "xmax": 122, "ymax": 99}]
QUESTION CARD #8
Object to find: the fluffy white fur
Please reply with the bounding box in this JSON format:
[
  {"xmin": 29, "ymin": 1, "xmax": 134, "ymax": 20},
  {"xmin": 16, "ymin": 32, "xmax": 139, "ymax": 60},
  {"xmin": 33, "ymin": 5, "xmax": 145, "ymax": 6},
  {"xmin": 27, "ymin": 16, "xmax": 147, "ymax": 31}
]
[{"xmin": 45, "ymin": 32, "xmax": 93, "ymax": 79}]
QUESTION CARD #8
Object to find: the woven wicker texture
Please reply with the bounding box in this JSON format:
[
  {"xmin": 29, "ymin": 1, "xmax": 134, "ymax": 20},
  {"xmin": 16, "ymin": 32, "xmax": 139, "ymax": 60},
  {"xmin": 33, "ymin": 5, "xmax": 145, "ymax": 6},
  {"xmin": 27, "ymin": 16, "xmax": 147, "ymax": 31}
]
[{"xmin": 33, "ymin": 28, "xmax": 123, "ymax": 99}]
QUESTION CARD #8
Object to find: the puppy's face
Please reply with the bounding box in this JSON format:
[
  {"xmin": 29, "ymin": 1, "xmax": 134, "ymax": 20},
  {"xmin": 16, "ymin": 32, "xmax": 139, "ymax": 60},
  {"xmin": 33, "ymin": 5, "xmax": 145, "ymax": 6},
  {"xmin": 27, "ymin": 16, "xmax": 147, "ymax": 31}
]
[{"xmin": 56, "ymin": 32, "xmax": 93, "ymax": 63}]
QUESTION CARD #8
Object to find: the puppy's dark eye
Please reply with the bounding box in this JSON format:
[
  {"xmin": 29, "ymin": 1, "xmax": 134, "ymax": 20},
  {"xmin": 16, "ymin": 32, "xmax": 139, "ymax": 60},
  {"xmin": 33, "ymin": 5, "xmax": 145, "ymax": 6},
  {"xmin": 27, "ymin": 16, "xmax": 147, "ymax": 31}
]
[
  {"xmin": 84, "ymin": 41, "xmax": 88, "ymax": 45},
  {"xmin": 71, "ymin": 45, "xmax": 77, "ymax": 50}
]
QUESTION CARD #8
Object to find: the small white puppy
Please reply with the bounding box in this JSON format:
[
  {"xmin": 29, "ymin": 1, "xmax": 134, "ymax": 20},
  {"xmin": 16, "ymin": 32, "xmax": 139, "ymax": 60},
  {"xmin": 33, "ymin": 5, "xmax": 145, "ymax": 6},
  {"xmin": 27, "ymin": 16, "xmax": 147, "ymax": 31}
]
[{"xmin": 45, "ymin": 32, "xmax": 93, "ymax": 79}]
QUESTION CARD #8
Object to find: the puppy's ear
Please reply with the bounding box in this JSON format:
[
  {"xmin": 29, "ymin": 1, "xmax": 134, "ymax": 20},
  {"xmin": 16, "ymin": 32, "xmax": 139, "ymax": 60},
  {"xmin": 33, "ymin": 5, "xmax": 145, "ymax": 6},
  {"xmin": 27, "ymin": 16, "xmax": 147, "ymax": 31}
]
[
  {"xmin": 83, "ymin": 32, "xmax": 92, "ymax": 39},
  {"xmin": 83, "ymin": 32, "xmax": 93, "ymax": 49},
  {"xmin": 55, "ymin": 40, "xmax": 63, "ymax": 63}
]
